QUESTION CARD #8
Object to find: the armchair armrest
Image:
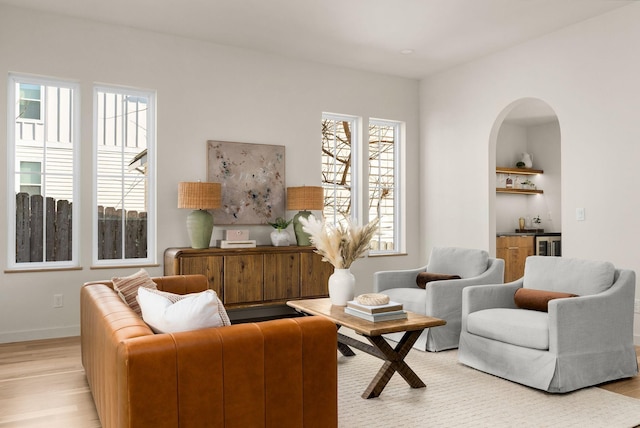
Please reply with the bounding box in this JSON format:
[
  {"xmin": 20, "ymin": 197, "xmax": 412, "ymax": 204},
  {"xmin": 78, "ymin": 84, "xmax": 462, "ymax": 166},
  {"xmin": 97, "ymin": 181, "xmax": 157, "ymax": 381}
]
[
  {"xmin": 373, "ymin": 265, "xmax": 428, "ymax": 292},
  {"xmin": 461, "ymin": 279, "xmax": 522, "ymax": 330},
  {"xmin": 424, "ymin": 258, "xmax": 505, "ymax": 318},
  {"xmin": 548, "ymin": 269, "xmax": 636, "ymax": 355}
]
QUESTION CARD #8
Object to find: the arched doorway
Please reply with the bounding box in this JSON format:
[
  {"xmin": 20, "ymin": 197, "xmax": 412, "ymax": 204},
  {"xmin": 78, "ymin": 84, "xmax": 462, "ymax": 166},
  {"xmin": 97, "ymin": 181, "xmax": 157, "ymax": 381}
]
[{"xmin": 488, "ymin": 98, "xmax": 561, "ymax": 260}]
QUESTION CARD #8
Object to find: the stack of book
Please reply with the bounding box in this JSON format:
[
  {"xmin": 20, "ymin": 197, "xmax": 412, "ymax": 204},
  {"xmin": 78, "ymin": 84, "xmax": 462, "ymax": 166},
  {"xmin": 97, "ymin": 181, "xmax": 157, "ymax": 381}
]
[{"xmin": 344, "ymin": 299, "xmax": 407, "ymax": 322}]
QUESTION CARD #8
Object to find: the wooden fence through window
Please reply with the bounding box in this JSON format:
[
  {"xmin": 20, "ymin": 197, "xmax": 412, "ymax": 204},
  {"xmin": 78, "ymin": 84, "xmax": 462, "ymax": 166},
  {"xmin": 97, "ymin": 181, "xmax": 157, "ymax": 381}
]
[
  {"xmin": 97, "ymin": 206, "xmax": 147, "ymax": 260},
  {"xmin": 15, "ymin": 193, "xmax": 147, "ymax": 262}
]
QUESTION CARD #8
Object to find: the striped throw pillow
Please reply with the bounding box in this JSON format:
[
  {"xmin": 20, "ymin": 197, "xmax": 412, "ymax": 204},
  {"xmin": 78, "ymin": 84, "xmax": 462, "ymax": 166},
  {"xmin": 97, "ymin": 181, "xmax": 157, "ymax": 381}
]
[{"xmin": 112, "ymin": 269, "xmax": 157, "ymax": 316}]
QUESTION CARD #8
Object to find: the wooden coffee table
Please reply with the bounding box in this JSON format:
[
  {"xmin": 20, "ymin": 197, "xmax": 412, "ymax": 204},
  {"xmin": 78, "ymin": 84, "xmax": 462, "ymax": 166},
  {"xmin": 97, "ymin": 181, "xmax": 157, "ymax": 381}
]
[{"xmin": 287, "ymin": 298, "xmax": 446, "ymax": 399}]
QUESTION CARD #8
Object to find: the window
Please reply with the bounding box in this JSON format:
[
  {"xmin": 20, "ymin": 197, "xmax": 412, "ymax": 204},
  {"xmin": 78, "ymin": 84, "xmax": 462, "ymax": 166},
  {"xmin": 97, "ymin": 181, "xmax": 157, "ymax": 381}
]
[
  {"xmin": 321, "ymin": 113, "xmax": 359, "ymax": 226},
  {"xmin": 18, "ymin": 83, "xmax": 43, "ymax": 121},
  {"xmin": 321, "ymin": 113, "xmax": 403, "ymax": 254},
  {"xmin": 19, "ymin": 161, "xmax": 42, "ymax": 195},
  {"xmin": 94, "ymin": 86, "xmax": 156, "ymax": 265},
  {"xmin": 368, "ymin": 119, "xmax": 401, "ymax": 253},
  {"xmin": 8, "ymin": 74, "xmax": 79, "ymax": 268}
]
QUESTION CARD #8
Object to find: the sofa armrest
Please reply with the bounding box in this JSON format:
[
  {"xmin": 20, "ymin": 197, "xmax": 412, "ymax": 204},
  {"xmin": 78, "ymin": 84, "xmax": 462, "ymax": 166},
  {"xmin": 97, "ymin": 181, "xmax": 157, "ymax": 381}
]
[
  {"xmin": 118, "ymin": 317, "xmax": 338, "ymax": 428},
  {"xmin": 373, "ymin": 265, "xmax": 428, "ymax": 292},
  {"xmin": 548, "ymin": 269, "xmax": 636, "ymax": 355}
]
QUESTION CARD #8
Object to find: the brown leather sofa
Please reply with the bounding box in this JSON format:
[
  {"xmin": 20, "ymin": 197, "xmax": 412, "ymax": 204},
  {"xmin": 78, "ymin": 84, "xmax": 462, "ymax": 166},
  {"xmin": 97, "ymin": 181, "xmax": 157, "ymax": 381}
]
[{"xmin": 81, "ymin": 274, "xmax": 338, "ymax": 428}]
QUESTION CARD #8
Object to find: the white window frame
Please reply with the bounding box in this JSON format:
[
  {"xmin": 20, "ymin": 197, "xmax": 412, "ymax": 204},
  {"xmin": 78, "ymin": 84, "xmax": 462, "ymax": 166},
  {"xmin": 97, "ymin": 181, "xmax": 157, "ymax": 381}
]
[
  {"xmin": 367, "ymin": 118, "xmax": 404, "ymax": 255},
  {"xmin": 16, "ymin": 82, "xmax": 44, "ymax": 123},
  {"xmin": 7, "ymin": 73, "xmax": 80, "ymax": 270},
  {"xmin": 321, "ymin": 112, "xmax": 362, "ymax": 225},
  {"xmin": 92, "ymin": 85, "xmax": 156, "ymax": 267}
]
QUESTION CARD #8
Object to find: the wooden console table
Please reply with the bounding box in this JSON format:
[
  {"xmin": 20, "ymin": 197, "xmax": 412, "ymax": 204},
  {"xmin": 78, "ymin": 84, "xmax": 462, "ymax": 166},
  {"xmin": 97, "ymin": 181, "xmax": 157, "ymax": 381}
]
[
  {"xmin": 164, "ymin": 246, "xmax": 333, "ymax": 309},
  {"xmin": 287, "ymin": 298, "xmax": 446, "ymax": 399}
]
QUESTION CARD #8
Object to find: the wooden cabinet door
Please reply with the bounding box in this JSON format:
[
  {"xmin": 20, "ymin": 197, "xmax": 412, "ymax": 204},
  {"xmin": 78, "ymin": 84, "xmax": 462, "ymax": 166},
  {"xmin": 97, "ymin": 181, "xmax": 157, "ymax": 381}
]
[
  {"xmin": 497, "ymin": 236, "xmax": 534, "ymax": 282},
  {"xmin": 223, "ymin": 255, "xmax": 263, "ymax": 305},
  {"xmin": 300, "ymin": 252, "xmax": 333, "ymax": 298},
  {"xmin": 179, "ymin": 256, "xmax": 223, "ymax": 298},
  {"xmin": 264, "ymin": 253, "xmax": 300, "ymax": 301}
]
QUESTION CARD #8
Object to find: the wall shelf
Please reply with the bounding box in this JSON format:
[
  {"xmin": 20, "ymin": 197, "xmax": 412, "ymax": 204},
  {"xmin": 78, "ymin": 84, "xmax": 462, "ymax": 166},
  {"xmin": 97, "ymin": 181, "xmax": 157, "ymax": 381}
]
[
  {"xmin": 496, "ymin": 188, "xmax": 543, "ymax": 195},
  {"xmin": 496, "ymin": 167, "xmax": 544, "ymax": 194},
  {"xmin": 496, "ymin": 167, "xmax": 543, "ymax": 175}
]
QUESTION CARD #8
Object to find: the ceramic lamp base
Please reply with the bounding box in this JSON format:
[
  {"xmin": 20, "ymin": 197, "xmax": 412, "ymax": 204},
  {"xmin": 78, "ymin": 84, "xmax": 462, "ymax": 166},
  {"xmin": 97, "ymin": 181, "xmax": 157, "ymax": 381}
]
[
  {"xmin": 187, "ymin": 209, "xmax": 214, "ymax": 249},
  {"xmin": 293, "ymin": 210, "xmax": 313, "ymax": 246}
]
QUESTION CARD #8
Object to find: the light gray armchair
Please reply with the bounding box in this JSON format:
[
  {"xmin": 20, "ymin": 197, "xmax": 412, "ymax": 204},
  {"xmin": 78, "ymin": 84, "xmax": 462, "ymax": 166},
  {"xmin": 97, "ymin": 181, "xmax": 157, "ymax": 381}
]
[
  {"xmin": 458, "ymin": 256, "xmax": 638, "ymax": 393},
  {"xmin": 373, "ymin": 247, "xmax": 505, "ymax": 352}
]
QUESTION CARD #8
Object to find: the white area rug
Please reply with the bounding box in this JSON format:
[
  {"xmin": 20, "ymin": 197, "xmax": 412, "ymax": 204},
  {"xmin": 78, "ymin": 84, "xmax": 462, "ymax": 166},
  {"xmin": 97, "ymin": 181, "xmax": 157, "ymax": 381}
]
[{"xmin": 337, "ymin": 334, "xmax": 640, "ymax": 427}]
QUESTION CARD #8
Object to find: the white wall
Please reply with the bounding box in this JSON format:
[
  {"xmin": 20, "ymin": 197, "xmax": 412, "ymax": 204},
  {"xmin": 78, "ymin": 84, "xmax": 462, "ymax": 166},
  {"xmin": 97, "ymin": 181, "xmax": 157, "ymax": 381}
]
[
  {"xmin": 420, "ymin": 3, "xmax": 640, "ymax": 343},
  {"xmin": 0, "ymin": 5, "xmax": 421, "ymax": 342}
]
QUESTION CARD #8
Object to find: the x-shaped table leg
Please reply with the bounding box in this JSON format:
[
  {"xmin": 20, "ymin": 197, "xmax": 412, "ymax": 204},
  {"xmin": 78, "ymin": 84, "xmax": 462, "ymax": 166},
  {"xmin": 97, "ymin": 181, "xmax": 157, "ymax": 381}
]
[{"xmin": 361, "ymin": 329, "xmax": 425, "ymax": 399}]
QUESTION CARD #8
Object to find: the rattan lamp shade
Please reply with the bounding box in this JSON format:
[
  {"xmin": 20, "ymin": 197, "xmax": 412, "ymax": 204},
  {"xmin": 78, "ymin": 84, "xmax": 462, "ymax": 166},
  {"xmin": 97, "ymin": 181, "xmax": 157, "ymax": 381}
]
[
  {"xmin": 286, "ymin": 186, "xmax": 324, "ymax": 211},
  {"xmin": 178, "ymin": 182, "xmax": 221, "ymax": 210}
]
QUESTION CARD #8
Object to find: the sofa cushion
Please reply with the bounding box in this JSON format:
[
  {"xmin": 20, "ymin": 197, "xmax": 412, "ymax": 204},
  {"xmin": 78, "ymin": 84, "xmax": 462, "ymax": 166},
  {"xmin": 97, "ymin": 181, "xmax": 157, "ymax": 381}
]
[
  {"xmin": 514, "ymin": 288, "xmax": 578, "ymax": 312},
  {"xmin": 416, "ymin": 272, "xmax": 461, "ymax": 289},
  {"xmin": 137, "ymin": 287, "xmax": 229, "ymax": 333},
  {"xmin": 427, "ymin": 247, "xmax": 488, "ymax": 279},
  {"xmin": 523, "ymin": 256, "xmax": 615, "ymax": 296},
  {"xmin": 467, "ymin": 308, "xmax": 549, "ymax": 350},
  {"xmin": 112, "ymin": 268, "xmax": 157, "ymax": 315}
]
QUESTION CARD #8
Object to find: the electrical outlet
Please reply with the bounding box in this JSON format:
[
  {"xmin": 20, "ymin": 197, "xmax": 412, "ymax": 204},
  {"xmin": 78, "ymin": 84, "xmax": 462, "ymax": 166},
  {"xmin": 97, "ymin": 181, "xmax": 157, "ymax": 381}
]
[
  {"xmin": 635, "ymin": 299, "xmax": 640, "ymax": 314},
  {"xmin": 53, "ymin": 294, "xmax": 64, "ymax": 308}
]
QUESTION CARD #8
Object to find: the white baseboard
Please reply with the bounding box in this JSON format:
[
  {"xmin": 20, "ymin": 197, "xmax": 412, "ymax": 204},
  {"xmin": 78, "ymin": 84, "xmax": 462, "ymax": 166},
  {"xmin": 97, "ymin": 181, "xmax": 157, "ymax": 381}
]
[{"xmin": 0, "ymin": 325, "xmax": 80, "ymax": 344}]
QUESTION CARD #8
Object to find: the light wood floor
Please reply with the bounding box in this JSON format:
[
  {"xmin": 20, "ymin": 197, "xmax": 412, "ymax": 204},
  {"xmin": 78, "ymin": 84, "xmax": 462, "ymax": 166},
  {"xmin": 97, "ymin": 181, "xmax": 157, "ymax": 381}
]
[{"xmin": 0, "ymin": 337, "xmax": 638, "ymax": 427}]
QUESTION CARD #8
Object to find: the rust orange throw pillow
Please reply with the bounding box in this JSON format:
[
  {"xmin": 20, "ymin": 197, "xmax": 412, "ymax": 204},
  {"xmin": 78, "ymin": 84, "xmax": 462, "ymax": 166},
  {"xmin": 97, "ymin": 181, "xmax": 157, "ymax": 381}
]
[
  {"xmin": 514, "ymin": 288, "xmax": 578, "ymax": 312},
  {"xmin": 416, "ymin": 272, "xmax": 461, "ymax": 289}
]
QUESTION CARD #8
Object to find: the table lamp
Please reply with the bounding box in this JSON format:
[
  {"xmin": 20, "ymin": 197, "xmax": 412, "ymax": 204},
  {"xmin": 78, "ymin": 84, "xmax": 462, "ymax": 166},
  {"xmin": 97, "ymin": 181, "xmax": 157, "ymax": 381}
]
[
  {"xmin": 178, "ymin": 181, "xmax": 221, "ymax": 249},
  {"xmin": 286, "ymin": 186, "xmax": 324, "ymax": 246}
]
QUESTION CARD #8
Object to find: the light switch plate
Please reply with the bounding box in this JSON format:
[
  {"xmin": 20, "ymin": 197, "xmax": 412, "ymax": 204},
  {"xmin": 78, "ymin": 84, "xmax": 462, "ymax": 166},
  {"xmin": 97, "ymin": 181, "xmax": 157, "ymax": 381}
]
[{"xmin": 576, "ymin": 208, "xmax": 585, "ymax": 221}]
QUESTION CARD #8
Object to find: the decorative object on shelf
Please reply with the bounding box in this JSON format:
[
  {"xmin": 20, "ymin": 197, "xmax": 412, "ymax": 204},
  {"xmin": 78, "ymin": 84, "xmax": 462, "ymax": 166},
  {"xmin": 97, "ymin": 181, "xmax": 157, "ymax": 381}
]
[
  {"xmin": 207, "ymin": 141, "xmax": 285, "ymax": 225},
  {"xmin": 286, "ymin": 186, "xmax": 324, "ymax": 246},
  {"xmin": 299, "ymin": 214, "xmax": 379, "ymax": 306},
  {"xmin": 178, "ymin": 181, "xmax": 221, "ymax": 249},
  {"xmin": 519, "ymin": 217, "xmax": 525, "ymax": 230},
  {"xmin": 506, "ymin": 175, "xmax": 513, "ymax": 188},
  {"xmin": 533, "ymin": 215, "xmax": 542, "ymax": 227},
  {"xmin": 268, "ymin": 217, "xmax": 292, "ymax": 246},
  {"xmin": 521, "ymin": 152, "xmax": 533, "ymax": 168},
  {"xmin": 521, "ymin": 179, "xmax": 535, "ymax": 190}
]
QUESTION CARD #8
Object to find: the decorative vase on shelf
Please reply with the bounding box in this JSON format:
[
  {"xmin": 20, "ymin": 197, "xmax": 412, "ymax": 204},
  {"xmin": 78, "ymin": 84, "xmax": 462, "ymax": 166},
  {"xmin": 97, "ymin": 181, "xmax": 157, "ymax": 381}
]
[
  {"xmin": 328, "ymin": 268, "xmax": 356, "ymax": 306},
  {"xmin": 270, "ymin": 229, "xmax": 290, "ymax": 246}
]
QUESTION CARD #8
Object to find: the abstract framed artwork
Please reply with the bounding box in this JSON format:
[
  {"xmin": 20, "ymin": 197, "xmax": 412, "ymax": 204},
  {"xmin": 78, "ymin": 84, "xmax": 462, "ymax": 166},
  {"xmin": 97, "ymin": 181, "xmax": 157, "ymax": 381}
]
[{"xmin": 207, "ymin": 140, "xmax": 285, "ymax": 225}]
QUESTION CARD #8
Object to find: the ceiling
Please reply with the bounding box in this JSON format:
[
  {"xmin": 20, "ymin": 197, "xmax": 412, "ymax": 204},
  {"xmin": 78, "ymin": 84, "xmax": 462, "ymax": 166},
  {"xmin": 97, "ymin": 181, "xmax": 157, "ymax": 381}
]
[{"xmin": 0, "ymin": 0, "xmax": 633, "ymax": 79}]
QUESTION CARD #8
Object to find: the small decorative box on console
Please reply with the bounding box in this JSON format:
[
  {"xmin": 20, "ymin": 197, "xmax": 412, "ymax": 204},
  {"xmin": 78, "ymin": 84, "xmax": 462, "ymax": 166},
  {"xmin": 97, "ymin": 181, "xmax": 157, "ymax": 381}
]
[{"xmin": 225, "ymin": 229, "xmax": 250, "ymax": 241}]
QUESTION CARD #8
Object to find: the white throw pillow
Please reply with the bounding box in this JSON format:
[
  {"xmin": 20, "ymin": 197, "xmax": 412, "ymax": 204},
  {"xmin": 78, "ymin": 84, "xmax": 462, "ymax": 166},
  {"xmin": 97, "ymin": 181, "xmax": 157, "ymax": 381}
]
[{"xmin": 137, "ymin": 287, "xmax": 229, "ymax": 333}]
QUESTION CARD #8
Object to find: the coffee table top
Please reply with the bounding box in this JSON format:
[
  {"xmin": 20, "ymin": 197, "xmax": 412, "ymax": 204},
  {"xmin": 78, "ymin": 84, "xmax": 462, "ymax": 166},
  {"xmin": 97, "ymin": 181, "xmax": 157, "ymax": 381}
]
[{"xmin": 287, "ymin": 298, "xmax": 446, "ymax": 336}]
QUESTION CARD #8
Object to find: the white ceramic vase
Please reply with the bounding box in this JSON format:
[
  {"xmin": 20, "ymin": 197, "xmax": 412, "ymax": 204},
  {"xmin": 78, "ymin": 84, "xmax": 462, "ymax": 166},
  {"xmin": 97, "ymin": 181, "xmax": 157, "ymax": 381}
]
[
  {"xmin": 270, "ymin": 229, "xmax": 290, "ymax": 246},
  {"xmin": 328, "ymin": 268, "xmax": 355, "ymax": 306}
]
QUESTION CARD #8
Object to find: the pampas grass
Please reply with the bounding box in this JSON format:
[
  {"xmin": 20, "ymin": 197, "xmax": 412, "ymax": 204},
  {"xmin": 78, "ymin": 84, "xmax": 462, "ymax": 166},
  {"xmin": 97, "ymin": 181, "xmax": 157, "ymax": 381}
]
[{"xmin": 299, "ymin": 215, "xmax": 380, "ymax": 269}]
